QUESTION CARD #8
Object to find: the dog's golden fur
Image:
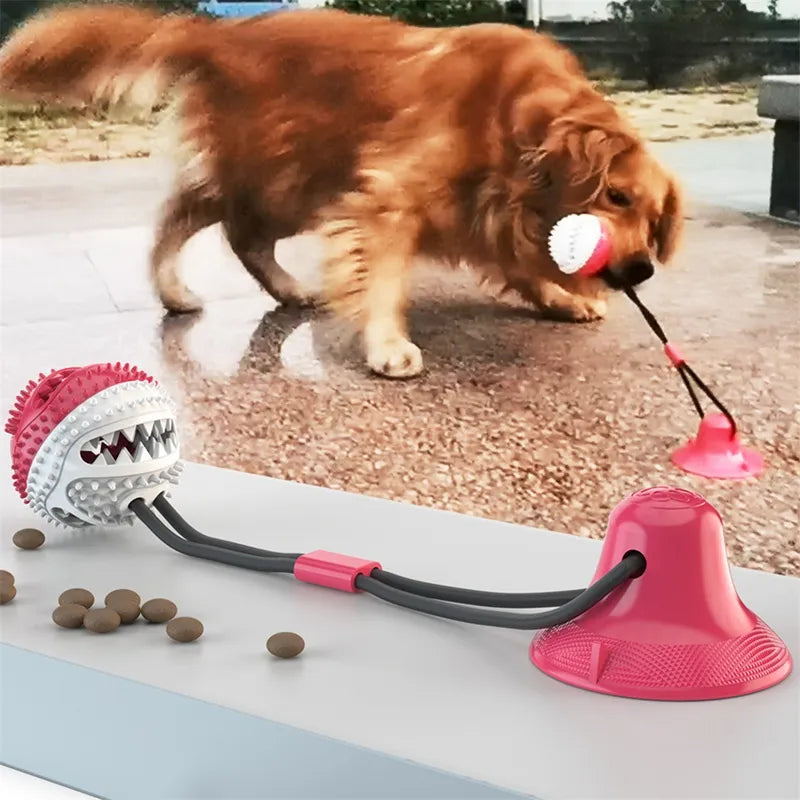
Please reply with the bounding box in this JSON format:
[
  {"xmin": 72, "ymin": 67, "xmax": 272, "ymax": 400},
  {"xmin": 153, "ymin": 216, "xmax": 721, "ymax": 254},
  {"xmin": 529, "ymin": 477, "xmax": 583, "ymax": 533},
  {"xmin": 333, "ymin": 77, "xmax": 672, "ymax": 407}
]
[{"xmin": 0, "ymin": 4, "xmax": 683, "ymax": 377}]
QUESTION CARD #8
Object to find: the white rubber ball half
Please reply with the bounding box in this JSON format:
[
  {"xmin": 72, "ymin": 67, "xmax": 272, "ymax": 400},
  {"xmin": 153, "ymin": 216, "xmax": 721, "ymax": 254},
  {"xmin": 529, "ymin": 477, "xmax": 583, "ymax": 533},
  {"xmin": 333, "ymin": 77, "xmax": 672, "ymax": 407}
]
[{"xmin": 548, "ymin": 214, "xmax": 604, "ymax": 275}]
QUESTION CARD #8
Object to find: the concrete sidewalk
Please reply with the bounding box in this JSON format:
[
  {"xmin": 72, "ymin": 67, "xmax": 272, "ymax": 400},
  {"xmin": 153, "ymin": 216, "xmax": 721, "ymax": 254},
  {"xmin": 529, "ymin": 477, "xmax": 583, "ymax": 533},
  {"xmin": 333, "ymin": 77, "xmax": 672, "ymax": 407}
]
[
  {"xmin": 1, "ymin": 133, "xmax": 798, "ymax": 577},
  {"xmin": 650, "ymin": 133, "xmax": 773, "ymax": 215},
  {"xmin": 0, "ymin": 133, "xmax": 776, "ymax": 237}
]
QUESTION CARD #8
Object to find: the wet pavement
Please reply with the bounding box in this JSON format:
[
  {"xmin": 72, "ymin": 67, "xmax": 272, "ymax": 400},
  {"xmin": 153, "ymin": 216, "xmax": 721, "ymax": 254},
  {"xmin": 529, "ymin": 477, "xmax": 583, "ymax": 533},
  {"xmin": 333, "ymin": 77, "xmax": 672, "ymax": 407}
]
[{"xmin": 1, "ymin": 133, "xmax": 798, "ymax": 576}]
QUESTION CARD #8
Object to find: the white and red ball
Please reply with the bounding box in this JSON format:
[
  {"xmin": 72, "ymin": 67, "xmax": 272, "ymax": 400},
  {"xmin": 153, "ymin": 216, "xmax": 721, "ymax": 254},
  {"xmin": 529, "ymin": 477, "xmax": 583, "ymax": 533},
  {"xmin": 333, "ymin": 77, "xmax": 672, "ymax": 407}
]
[
  {"xmin": 548, "ymin": 214, "xmax": 612, "ymax": 277},
  {"xmin": 6, "ymin": 363, "xmax": 182, "ymax": 528}
]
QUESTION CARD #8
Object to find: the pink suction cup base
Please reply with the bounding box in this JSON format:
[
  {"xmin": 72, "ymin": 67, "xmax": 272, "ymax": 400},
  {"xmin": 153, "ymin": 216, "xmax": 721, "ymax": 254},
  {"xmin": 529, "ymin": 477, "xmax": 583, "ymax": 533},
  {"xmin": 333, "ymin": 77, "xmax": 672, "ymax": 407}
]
[
  {"xmin": 530, "ymin": 620, "xmax": 792, "ymax": 701},
  {"xmin": 671, "ymin": 413, "xmax": 764, "ymax": 480},
  {"xmin": 672, "ymin": 443, "xmax": 764, "ymax": 480}
]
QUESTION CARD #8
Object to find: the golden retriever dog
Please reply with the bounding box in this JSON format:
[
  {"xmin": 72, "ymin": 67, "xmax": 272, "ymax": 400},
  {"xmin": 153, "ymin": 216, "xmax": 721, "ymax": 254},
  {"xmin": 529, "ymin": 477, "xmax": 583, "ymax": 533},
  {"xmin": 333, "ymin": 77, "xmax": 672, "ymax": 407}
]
[{"xmin": 0, "ymin": 4, "xmax": 682, "ymax": 378}]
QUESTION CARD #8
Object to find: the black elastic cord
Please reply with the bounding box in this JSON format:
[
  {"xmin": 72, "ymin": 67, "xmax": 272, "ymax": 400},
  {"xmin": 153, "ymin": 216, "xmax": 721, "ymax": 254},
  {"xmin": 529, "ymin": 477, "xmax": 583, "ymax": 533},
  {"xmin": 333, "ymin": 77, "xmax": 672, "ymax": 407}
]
[
  {"xmin": 623, "ymin": 286, "xmax": 736, "ymax": 436},
  {"xmin": 153, "ymin": 494, "xmax": 303, "ymax": 559},
  {"xmin": 130, "ymin": 499, "xmax": 297, "ymax": 573},
  {"xmin": 623, "ymin": 285, "xmax": 668, "ymax": 344},
  {"xmin": 371, "ymin": 569, "xmax": 582, "ymax": 608},
  {"xmin": 676, "ymin": 366, "xmax": 705, "ymax": 419},
  {"xmin": 152, "ymin": 496, "xmax": 583, "ymax": 609},
  {"xmin": 680, "ymin": 361, "xmax": 737, "ymax": 437},
  {"xmin": 355, "ymin": 552, "xmax": 644, "ymax": 629},
  {"xmin": 132, "ymin": 498, "xmax": 641, "ymax": 628}
]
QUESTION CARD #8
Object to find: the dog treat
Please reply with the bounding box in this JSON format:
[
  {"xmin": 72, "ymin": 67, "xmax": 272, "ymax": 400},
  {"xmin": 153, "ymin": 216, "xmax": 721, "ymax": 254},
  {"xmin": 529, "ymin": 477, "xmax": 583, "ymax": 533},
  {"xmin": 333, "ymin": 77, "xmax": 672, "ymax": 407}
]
[
  {"xmin": 106, "ymin": 598, "xmax": 140, "ymax": 624},
  {"xmin": 166, "ymin": 617, "xmax": 203, "ymax": 642},
  {"xmin": 58, "ymin": 588, "xmax": 94, "ymax": 609},
  {"xmin": 105, "ymin": 590, "xmax": 141, "ymax": 624},
  {"xmin": 0, "ymin": 570, "xmax": 14, "ymax": 586},
  {"xmin": 266, "ymin": 632, "xmax": 305, "ymax": 659},
  {"xmin": 12, "ymin": 528, "xmax": 45, "ymax": 550},
  {"xmin": 141, "ymin": 598, "xmax": 177, "ymax": 624},
  {"xmin": 52, "ymin": 603, "xmax": 87, "ymax": 629},
  {"xmin": 0, "ymin": 584, "xmax": 16, "ymax": 605},
  {"xmin": 105, "ymin": 589, "xmax": 141, "ymax": 607},
  {"xmin": 83, "ymin": 607, "xmax": 121, "ymax": 633}
]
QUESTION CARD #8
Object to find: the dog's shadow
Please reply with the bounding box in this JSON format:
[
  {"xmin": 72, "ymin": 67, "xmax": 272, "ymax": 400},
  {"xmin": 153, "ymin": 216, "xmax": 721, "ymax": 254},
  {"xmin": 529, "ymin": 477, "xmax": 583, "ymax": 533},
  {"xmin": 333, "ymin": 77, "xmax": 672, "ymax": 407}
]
[{"xmin": 157, "ymin": 284, "xmax": 597, "ymax": 385}]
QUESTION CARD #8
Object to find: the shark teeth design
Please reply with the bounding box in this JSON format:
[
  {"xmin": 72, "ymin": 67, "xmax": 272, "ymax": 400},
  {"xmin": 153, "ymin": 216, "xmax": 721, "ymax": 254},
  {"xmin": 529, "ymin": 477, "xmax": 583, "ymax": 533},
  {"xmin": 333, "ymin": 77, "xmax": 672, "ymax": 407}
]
[{"xmin": 80, "ymin": 418, "xmax": 176, "ymax": 465}]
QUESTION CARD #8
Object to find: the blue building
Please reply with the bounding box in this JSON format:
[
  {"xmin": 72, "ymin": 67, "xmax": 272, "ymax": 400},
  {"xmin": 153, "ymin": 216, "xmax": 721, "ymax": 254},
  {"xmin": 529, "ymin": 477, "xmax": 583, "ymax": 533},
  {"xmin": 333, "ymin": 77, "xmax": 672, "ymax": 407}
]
[{"xmin": 197, "ymin": 1, "xmax": 299, "ymax": 18}]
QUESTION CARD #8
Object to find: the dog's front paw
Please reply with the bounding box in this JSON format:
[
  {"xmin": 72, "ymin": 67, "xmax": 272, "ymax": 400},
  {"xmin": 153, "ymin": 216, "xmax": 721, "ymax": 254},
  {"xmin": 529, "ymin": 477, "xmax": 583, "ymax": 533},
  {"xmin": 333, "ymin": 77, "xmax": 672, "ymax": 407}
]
[
  {"xmin": 161, "ymin": 287, "xmax": 204, "ymax": 315},
  {"xmin": 367, "ymin": 337, "xmax": 423, "ymax": 379},
  {"xmin": 540, "ymin": 294, "xmax": 607, "ymax": 323}
]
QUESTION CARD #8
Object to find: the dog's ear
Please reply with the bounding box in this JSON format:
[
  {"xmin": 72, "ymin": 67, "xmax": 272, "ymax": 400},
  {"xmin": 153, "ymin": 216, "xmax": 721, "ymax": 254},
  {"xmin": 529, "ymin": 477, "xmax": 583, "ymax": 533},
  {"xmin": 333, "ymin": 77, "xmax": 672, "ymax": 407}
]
[
  {"xmin": 511, "ymin": 89, "xmax": 574, "ymax": 148},
  {"xmin": 515, "ymin": 97, "xmax": 635, "ymax": 205},
  {"xmin": 654, "ymin": 176, "xmax": 684, "ymax": 263}
]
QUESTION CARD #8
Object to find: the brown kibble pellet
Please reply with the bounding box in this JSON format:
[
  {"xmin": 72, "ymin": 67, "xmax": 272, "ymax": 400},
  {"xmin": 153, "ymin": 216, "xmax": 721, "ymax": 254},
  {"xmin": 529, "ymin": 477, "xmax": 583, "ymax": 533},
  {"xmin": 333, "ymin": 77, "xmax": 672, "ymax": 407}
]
[
  {"xmin": 52, "ymin": 603, "xmax": 87, "ymax": 629},
  {"xmin": 105, "ymin": 589, "xmax": 141, "ymax": 608},
  {"xmin": 0, "ymin": 570, "xmax": 14, "ymax": 587},
  {"xmin": 266, "ymin": 632, "xmax": 305, "ymax": 659},
  {"xmin": 105, "ymin": 590, "xmax": 141, "ymax": 624},
  {"xmin": 1, "ymin": 584, "xmax": 16, "ymax": 605},
  {"xmin": 166, "ymin": 616, "xmax": 203, "ymax": 642},
  {"xmin": 12, "ymin": 528, "xmax": 45, "ymax": 550},
  {"xmin": 83, "ymin": 607, "xmax": 121, "ymax": 633},
  {"xmin": 58, "ymin": 588, "xmax": 94, "ymax": 609},
  {"xmin": 141, "ymin": 598, "xmax": 177, "ymax": 624},
  {"xmin": 106, "ymin": 598, "xmax": 140, "ymax": 624}
]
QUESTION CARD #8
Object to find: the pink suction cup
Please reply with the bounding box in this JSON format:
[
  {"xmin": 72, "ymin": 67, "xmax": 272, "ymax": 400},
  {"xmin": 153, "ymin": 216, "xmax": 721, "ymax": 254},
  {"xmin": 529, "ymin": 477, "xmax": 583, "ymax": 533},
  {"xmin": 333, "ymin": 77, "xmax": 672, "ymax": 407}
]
[
  {"xmin": 531, "ymin": 486, "xmax": 792, "ymax": 700},
  {"xmin": 672, "ymin": 412, "xmax": 764, "ymax": 480}
]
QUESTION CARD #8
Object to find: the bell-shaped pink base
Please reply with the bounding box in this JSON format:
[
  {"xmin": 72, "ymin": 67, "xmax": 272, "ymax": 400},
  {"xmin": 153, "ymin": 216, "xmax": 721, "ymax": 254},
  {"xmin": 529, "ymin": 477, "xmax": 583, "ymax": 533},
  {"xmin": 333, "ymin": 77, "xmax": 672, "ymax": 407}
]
[
  {"xmin": 531, "ymin": 487, "xmax": 791, "ymax": 700},
  {"xmin": 672, "ymin": 413, "xmax": 764, "ymax": 479}
]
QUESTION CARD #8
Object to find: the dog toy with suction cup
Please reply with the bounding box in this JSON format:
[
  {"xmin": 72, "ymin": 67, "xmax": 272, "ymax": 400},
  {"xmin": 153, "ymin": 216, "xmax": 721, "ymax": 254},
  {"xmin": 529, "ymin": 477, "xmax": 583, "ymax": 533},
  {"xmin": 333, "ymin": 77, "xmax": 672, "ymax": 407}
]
[
  {"xmin": 6, "ymin": 363, "xmax": 182, "ymax": 528},
  {"xmin": 548, "ymin": 213, "xmax": 764, "ymax": 480},
  {"xmin": 6, "ymin": 364, "xmax": 791, "ymax": 700}
]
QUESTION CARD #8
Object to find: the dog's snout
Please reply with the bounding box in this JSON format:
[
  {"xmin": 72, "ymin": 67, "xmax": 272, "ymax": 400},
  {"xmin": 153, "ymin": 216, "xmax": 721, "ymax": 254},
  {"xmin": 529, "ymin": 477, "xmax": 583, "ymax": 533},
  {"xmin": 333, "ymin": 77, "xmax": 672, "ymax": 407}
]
[
  {"xmin": 623, "ymin": 258, "xmax": 655, "ymax": 287},
  {"xmin": 601, "ymin": 256, "xmax": 655, "ymax": 290}
]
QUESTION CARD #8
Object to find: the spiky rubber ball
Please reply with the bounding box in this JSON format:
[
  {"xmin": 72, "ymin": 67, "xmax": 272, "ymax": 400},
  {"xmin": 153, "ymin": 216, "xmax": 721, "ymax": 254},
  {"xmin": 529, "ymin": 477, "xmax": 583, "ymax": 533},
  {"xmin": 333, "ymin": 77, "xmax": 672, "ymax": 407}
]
[{"xmin": 6, "ymin": 363, "xmax": 182, "ymax": 528}]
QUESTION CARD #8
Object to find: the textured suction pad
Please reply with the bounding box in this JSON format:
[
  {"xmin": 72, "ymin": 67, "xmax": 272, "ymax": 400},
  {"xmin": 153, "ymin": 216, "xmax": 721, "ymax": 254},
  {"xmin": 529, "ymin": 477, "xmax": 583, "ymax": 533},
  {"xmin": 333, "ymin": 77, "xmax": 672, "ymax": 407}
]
[
  {"xmin": 6, "ymin": 363, "xmax": 183, "ymax": 528},
  {"xmin": 531, "ymin": 487, "xmax": 791, "ymax": 700},
  {"xmin": 672, "ymin": 413, "xmax": 764, "ymax": 480},
  {"xmin": 548, "ymin": 214, "xmax": 612, "ymax": 277}
]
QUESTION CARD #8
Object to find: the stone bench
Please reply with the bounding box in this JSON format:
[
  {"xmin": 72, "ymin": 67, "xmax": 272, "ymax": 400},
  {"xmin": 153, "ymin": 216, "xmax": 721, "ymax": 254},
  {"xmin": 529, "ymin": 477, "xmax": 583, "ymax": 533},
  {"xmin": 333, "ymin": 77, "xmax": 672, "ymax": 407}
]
[{"xmin": 757, "ymin": 75, "xmax": 800, "ymax": 222}]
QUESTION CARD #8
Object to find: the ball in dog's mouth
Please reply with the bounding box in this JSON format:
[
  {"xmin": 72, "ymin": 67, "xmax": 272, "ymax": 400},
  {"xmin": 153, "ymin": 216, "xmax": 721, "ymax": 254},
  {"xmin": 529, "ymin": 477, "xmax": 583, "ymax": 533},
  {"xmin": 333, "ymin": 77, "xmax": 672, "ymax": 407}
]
[
  {"xmin": 548, "ymin": 214, "xmax": 610, "ymax": 278},
  {"xmin": 548, "ymin": 214, "xmax": 655, "ymax": 291}
]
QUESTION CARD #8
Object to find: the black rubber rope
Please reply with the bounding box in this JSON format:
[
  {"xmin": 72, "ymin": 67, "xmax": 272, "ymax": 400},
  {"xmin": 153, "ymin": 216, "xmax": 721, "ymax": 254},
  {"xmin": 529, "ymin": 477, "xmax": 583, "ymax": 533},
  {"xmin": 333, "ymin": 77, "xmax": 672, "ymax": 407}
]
[
  {"xmin": 153, "ymin": 494, "xmax": 303, "ymax": 559},
  {"xmin": 623, "ymin": 285, "xmax": 737, "ymax": 434},
  {"xmin": 679, "ymin": 360, "xmax": 738, "ymax": 438},
  {"xmin": 354, "ymin": 552, "xmax": 645, "ymax": 629},
  {"xmin": 622, "ymin": 286, "xmax": 704, "ymax": 416},
  {"xmin": 623, "ymin": 285, "xmax": 668, "ymax": 344},
  {"xmin": 135, "ymin": 499, "xmax": 639, "ymax": 626},
  {"xmin": 675, "ymin": 365, "xmax": 705, "ymax": 419},
  {"xmin": 130, "ymin": 499, "xmax": 297, "ymax": 573},
  {"xmin": 370, "ymin": 568, "xmax": 583, "ymax": 608},
  {"xmin": 152, "ymin": 495, "xmax": 582, "ymax": 607}
]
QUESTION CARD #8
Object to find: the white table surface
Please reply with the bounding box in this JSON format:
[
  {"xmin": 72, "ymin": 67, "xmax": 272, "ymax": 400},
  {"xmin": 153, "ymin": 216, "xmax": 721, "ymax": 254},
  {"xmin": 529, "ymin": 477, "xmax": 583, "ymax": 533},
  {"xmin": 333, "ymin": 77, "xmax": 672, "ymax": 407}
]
[
  {"xmin": 1, "ymin": 457, "xmax": 798, "ymax": 799},
  {"xmin": 0, "ymin": 766, "xmax": 94, "ymax": 799}
]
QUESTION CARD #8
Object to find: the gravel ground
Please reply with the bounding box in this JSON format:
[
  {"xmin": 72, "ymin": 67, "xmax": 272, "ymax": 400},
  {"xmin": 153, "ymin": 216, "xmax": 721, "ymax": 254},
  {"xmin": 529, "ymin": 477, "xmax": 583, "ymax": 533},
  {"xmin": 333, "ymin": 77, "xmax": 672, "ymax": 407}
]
[{"xmin": 156, "ymin": 205, "xmax": 800, "ymax": 577}]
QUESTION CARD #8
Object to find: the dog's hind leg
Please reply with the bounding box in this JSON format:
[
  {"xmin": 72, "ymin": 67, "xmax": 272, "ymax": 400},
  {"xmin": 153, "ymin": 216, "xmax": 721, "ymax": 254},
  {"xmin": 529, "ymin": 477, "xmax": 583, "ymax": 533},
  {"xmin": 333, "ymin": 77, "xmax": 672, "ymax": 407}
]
[
  {"xmin": 151, "ymin": 187, "xmax": 221, "ymax": 314},
  {"xmin": 224, "ymin": 222, "xmax": 318, "ymax": 308}
]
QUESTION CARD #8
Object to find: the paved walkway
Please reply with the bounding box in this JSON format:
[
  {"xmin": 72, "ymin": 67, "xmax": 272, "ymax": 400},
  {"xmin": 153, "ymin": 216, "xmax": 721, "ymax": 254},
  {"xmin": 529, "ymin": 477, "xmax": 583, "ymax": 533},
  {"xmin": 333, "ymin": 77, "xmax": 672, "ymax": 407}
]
[
  {"xmin": 650, "ymin": 133, "xmax": 773, "ymax": 215},
  {"xmin": 1, "ymin": 133, "xmax": 798, "ymax": 576}
]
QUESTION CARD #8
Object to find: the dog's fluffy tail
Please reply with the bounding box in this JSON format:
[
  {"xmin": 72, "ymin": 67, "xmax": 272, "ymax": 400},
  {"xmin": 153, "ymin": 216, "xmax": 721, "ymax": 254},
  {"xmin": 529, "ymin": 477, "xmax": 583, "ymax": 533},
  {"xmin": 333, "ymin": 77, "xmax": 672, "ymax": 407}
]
[{"xmin": 0, "ymin": 4, "xmax": 213, "ymax": 108}]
